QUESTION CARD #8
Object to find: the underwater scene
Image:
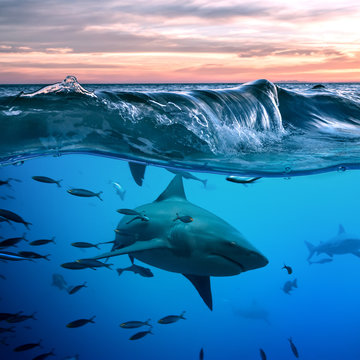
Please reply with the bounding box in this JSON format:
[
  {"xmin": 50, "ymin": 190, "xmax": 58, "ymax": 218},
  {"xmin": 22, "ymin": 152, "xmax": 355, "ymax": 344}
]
[{"xmin": 1, "ymin": 78, "xmax": 360, "ymax": 360}]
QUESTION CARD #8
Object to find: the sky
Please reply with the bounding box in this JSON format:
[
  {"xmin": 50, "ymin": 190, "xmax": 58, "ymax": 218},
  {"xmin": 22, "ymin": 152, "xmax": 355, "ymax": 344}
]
[{"xmin": 0, "ymin": 0, "xmax": 359, "ymax": 83}]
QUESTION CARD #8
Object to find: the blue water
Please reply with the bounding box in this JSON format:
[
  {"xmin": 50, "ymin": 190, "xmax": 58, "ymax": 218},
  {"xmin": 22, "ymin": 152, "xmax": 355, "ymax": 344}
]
[{"xmin": 1, "ymin": 80, "xmax": 360, "ymax": 359}]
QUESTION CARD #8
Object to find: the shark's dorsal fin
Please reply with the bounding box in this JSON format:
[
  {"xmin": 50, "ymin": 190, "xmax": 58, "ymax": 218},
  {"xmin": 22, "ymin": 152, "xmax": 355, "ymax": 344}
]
[
  {"xmin": 128, "ymin": 162, "xmax": 146, "ymax": 186},
  {"xmin": 155, "ymin": 175, "xmax": 186, "ymax": 202},
  {"xmin": 183, "ymin": 274, "xmax": 212, "ymax": 311},
  {"xmin": 338, "ymin": 224, "xmax": 345, "ymax": 235}
]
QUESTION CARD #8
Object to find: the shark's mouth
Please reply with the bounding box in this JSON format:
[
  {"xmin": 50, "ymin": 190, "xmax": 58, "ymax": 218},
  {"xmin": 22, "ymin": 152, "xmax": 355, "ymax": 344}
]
[{"xmin": 211, "ymin": 253, "xmax": 246, "ymax": 272}]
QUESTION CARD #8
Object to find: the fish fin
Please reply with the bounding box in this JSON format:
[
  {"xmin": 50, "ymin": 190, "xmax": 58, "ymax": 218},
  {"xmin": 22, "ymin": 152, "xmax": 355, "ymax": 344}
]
[
  {"xmin": 22, "ymin": 233, "xmax": 28, "ymax": 242},
  {"xmin": 202, "ymin": 179, "xmax": 208, "ymax": 188},
  {"xmin": 180, "ymin": 311, "xmax": 186, "ymax": 319},
  {"xmin": 183, "ymin": 274, "xmax": 212, "ymax": 311},
  {"xmin": 97, "ymin": 191, "xmax": 103, "ymax": 201},
  {"xmin": 129, "ymin": 254, "xmax": 134, "ymax": 264},
  {"xmin": 129, "ymin": 162, "xmax": 146, "ymax": 186},
  {"xmin": 338, "ymin": 224, "xmax": 345, "ymax": 235},
  {"xmin": 116, "ymin": 268, "xmax": 124, "ymax": 276},
  {"xmin": 25, "ymin": 222, "xmax": 32, "ymax": 230},
  {"xmin": 52, "ymin": 237, "xmax": 56, "ymax": 244},
  {"xmin": 89, "ymin": 316, "xmax": 96, "ymax": 323},
  {"xmin": 304, "ymin": 241, "xmax": 316, "ymax": 260},
  {"xmin": 44, "ymin": 254, "xmax": 51, "ymax": 261},
  {"xmin": 155, "ymin": 175, "xmax": 186, "ymax": 202},
  {"xmin": 89, "ymin": 238, "xmax": 169, "ymax": 260},
  {"xmin": 293, "ymin": 279, "xmax": 298, "ymax": 288},
  {"xmin": 56, "ymin": 180, "xmax": 63, "ymax": 188},
  {"xmin": 351, "ymin": 251, "xmax": 360, "ymax": 258}
]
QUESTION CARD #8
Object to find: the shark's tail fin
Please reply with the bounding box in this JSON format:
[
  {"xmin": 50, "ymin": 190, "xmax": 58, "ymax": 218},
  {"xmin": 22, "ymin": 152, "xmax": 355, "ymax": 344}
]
[
  {"xmin": 305, "ymin": 241, "xmax": 316, "ymax": 260},
  {"xmin": 116, "ymin": 268, "xmax": 124, "ymax": 276},
  {"xmin": 202, "ymin": 179, "xmax": 208, "ymax": 188},
  {"xmin": 293, "ymin": 279, "xmax": 298, "ymax": 288}
]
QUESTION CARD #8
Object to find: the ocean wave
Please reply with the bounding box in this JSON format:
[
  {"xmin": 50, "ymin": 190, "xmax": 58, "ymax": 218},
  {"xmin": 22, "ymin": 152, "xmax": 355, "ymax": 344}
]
[{"xmin": 1, "ymin": 76, "xmax": 360, "ymax": 176}]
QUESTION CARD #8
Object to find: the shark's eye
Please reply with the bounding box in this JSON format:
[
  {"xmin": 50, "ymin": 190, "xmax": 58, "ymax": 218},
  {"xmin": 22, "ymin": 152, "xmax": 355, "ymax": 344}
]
[{"xmin": 229, "ymin": 241, "xmax": 237, "ymax": 247}]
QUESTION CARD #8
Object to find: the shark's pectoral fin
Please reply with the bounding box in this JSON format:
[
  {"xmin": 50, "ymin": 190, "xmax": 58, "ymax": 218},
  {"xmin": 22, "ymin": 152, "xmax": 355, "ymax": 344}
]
[
  {"xmin": 90, "ymin": 239, "xmax": 168, "ymax": 260},
  {"xmin": 128, "ymin": 162, "xmax": 146, "ymax": 186},
  {"xmin": 183, "ymin": 274, "xmax": 213, "ymax": 311}
]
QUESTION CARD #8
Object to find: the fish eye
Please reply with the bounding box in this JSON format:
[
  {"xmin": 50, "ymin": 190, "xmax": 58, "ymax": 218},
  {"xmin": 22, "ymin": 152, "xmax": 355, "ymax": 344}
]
[{"xmin": 229, "ymin": 241, "xmax": 237, "ymax": 247}]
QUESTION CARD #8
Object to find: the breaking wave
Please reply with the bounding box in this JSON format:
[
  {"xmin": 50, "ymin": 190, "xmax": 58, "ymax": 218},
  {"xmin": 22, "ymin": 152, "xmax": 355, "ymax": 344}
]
[{"xmin": 1, "ymin": 75, "xmax": 360, "ymax": 176}]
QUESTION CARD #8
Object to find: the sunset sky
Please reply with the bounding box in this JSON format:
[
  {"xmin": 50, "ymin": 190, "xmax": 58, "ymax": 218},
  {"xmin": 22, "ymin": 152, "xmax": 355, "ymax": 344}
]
[{"xmin": 0, "ymin": 0, "xmax": 359, "ymax": 83}]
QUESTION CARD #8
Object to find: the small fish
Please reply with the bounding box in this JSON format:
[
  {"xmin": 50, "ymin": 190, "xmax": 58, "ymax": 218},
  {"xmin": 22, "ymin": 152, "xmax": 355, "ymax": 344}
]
[
  {"xmin": 282, "ymin": 264, "xmax": 293, "ymax": 275},
  {"xmin": 129, "ymin": 329, "xmax": 153, "ymax": 340},
  {"xmin": 18, "ymin": 251, "xmax": 50, "ymax": 261},
  {"xmin": 67, "ymin": 189, "xmax": 103, "ymax": 201},
  {"xmin": 76, "ymin": 259, "xmax": 112, "ymax": 270},
  {"xmin": 288, "ymin": 337, "xmax": 299, "ymax": 358},
  {"xmin": 50, "ymin": 274, "xmax": 66, "ymax": 292},
  {"xmin": 226, "ymin": 176, "xmax": 262, "ymax": 185},
  {"xmin": 6, "ymin": 312, "xmax": 37, "ymax": 323},
  {"xmin": 0, "ymin": 178, "xmax": 21, "ymax": 187},
  {"xmin": 112, "ymin": 182, "xmax": 126, "ymax": 200},
  {"xmin": 0, "ymin": 209, "xmax": 32, "ymax": 229},
  {"xmin": 64, "ymin": 355, "xmax": 79, "ymax": 360},
  {"xmin": 0, "ymin": 274, "xmax": 6, "ymax": 280},
  {"xmin": 32, "ymin": 176, "xmax": 62, "ymax": 187},
  {"xmin": 71, "ymin": 242, "xmax": 100, "ymax": 249},
  {"xmin": 173, "ymin": 213, "xmax": 193, "ymax": 223},
  {"xmin": 126, "ymin": 215, "xmax": 149, "ymax": 225},
  {"xmin": 117, "ymin": 264, "xmax": 154, "ymax": 278},
  {"xmin": 167, "ymin": 169, "xmax": 207, "ymax": 187},
  {"xmin": 0, "ymin": 311, "xmax": 23, "ymax": 321},
  {"xmin": 259, "ymin": 348, "xmax": 267, "ymax": 360},
  {"xmin": 29, "ymin": 237, "xmax": 56, "ymax": 246},
  {"xmin": 117, "ymin": 209, "xmax": 141, "ymax": 216},
  {"xmin": 61, "ymin": 262, "xmax": 92, "ymax": 270},
  {"xmin": 0, "ymin": 233, "xmax": 27, "ymax": 248},
  {"xmin": 68, "ymin": 282, "xmax": 87, "ymax": 295},
  {"xmin": 14, "ymin": 340, "xmax": 42, "ymax": 352},
  {"xmin": 0, "ymin": 251, "xmax": 31, "ymax": 261},
  {"xmin": 282, "ymin": 279, "xmax": 298, "ymax": 295},
  {"xmin": 120, "ymin": 319, "xmax": 151, "ymax": 329},
  {"xmin": 66, "ymin": 316, "xmax": 95, "ymax": 328},
  {"xmin": 308, "ymin": 258, "xmax": 333, "ymax": 265},
  {"xmin": 200, "ymin": 348, "xmax": 204, "ymax": 360},
  {"xmin": 0, "ymin": 326, "xmax": 15, "ymax": 334},
  {"xmin": 158, "ymin": 311, "xmax": 186, "ymax": 324},
  {"xmin": 32, "ymin": 348, "xmax": 55, "ymax": 360}
]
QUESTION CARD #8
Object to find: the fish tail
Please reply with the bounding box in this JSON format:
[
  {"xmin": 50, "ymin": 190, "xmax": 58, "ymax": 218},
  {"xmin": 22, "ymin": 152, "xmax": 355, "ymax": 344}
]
[
  {"xmin": 84, "ymin": 281, "xmax": 88, "ymax": 287},
  {"xmin": 50, "ymin": 348, "xmax": 55, "ymax": 356},
  {"xmin": 89, "ymin": 316, "xmax": 96, "ymax": 323},
  {"xmin": 202, "ymin": 179, "xmax": 208, "ymax": 188},
  {"xmin": 173, "ymin": 213, "xmax": 179, "ymax": 221},
  {"xmin": 180, "ymin": 311, "xmax": 186, "ymax": 319},
  {"xmin": 56, "ymin": 179, "xmax": 63, "ymax": 188},
  {"xmin": 39, "ymin": 339, "xmax": 43, "ymax": 348},
  {"xmin": 25, "ymin": 222, "xmax": 32, "ymax": 230},
  {"xmin": 43, "ymin": 254, "xmax": 51, "ymax": 261},
  {"xmin": 293, "ymin": 279, "xmax": 298, "ymax": 288},
  {"xmin": 145, "ymin": 319, "xmax": 151, "ymax": 326},
  {"xmin": 116, "ymin": 268, "xmax": 124, "ymax": 276},
  {"xmin": 97, "ymin": 191, "xmax": 103, "ymax": 201},
  {"xmin": 52, "ymin": 237, "xmax": 56, "ymax": 244},
  {"xmin": 31, "ymin": 312, "xmax": 37, "ymax": 320},
  {"xmin": 106, "ymin": 263, "xmax": 113, "ymax": 270}
]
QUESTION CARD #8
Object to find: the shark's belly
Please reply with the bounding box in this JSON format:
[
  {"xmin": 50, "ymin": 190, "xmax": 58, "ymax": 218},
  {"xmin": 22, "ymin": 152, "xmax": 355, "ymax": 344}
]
[{"xmin": 133, "ymin": 249, "xmax": 242, "ymax": 276}]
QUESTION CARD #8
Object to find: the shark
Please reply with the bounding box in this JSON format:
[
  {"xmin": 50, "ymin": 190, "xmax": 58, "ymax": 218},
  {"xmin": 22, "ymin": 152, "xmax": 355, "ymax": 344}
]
[
  {"xmin": 305, "ymin": 225, "xmax": 360, "ymax": 260},
  {"xmin": 85, "ymin": 175, "xmax": 268, "ymax": 310}
]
